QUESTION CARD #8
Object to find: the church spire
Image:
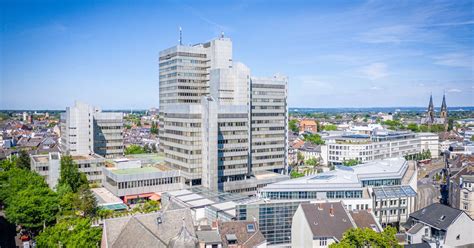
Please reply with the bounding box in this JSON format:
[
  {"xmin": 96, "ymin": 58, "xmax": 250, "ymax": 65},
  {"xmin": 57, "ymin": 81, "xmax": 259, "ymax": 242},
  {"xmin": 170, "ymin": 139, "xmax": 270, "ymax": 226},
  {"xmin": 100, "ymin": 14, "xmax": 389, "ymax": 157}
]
[
  {"xmin": 440, "ymin": 93, "xmax": 448, "ymax": 119},
  {"xmin": 427, "ymin": 93, "xmax": 435, "ymax": 122}
]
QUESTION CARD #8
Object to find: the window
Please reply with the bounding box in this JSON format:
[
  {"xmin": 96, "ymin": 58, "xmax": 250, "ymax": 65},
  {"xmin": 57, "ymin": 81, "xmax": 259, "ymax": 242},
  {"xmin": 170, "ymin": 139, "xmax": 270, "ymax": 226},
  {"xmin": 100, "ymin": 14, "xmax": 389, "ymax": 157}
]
[
  {"xmin": 463, "ymin": 203, "xmax": 468, "ymax": 210},
  {"xmin": 320, "ymin": 237, "xmax": 327, "ymax": 246}
]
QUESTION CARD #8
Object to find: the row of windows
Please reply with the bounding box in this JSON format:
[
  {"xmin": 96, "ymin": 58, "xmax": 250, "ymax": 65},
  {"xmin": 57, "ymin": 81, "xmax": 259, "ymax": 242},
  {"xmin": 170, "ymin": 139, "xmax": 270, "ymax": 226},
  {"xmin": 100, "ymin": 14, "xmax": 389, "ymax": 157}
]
[
  {"xmin": 111, "ymin": 176, "xmax": 180, "ymax": 189},
  {"xmin": 262, "ymin": 190, "xmax": 363, "ymax": 200}
]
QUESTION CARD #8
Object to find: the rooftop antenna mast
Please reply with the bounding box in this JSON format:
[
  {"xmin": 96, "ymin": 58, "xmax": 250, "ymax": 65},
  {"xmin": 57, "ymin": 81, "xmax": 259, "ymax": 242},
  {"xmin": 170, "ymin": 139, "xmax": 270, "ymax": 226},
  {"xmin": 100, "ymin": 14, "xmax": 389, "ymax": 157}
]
[{"xmin": 179, "ymin": 26, "xmax": 183, "ymax": 45}]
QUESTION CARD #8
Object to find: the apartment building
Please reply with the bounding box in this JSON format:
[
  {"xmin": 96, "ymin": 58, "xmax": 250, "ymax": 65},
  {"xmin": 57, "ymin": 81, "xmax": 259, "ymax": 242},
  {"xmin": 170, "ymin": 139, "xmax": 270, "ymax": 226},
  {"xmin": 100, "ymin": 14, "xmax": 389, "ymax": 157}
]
[
  {"xmin": 60, "ymin": 101, "xmax": 124, "ymax": 158},
  {"xmin": 158, "ymin": 35, "xmax": 287, "ymax": 195}
]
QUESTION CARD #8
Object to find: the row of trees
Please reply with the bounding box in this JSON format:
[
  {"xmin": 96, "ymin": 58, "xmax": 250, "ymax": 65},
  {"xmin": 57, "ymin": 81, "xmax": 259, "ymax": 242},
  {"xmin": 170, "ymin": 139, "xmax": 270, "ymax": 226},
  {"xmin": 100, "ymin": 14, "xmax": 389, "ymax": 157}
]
[
  {"xmin": 405, "ymin": 150, "xmax": 432, "ymax": 161},
  {"xmin": 343, "ymin": 159, "xmax": 361, "ymax": 166},
  {"xmin": 0, "ymin": 152, "xmax": 102, "ymax": 246},
  {"xmin": 124, "ymin": 143, "xmax": 158, "ymax": 154}
]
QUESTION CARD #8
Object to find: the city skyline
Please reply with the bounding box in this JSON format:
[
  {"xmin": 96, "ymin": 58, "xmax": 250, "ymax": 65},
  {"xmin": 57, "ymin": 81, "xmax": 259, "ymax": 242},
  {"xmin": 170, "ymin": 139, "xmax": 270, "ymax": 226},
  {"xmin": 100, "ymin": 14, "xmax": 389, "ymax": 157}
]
[{"xmin": 1, "ymin": 0, "xmax": 473, "ymax": 109}]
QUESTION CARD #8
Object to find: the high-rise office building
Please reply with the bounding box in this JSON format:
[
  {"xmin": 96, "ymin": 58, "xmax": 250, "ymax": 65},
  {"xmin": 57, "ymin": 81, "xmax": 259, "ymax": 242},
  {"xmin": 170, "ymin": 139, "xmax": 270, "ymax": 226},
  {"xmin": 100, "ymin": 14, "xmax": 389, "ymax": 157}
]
[
  {"xmin": 159, "ymin": 35, "xmax": 288, "ymax": 194},
  {"xmin": 60, "ymin": 101, "xmax": 124, "ymax": 158}
]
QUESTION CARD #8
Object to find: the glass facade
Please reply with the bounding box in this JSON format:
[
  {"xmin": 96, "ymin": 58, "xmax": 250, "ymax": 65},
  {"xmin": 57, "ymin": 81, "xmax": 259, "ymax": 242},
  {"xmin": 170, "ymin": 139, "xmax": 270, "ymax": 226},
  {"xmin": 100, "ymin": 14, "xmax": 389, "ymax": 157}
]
[
  {"xmin": 236, "ymin": 201, "xmax": 308, "ymax": 245},
  {"xmin": 261, "ymin": 190, "xmax": 363, "ymax": 200},
  {"xmin": 361, "ymin": 178, "xmax": 401, "ymax": 187}
]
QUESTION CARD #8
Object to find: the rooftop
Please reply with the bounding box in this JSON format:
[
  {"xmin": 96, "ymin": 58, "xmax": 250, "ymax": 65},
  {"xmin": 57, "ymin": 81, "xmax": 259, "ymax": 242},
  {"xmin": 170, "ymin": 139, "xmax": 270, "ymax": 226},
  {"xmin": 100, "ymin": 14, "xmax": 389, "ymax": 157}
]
[
  {"xmin": 299, "ymin": 202, "xmax": 355, "ymax": 241},
  {"xmin": 372, "ymin": 185, "xmax": 417, "ymax": 199},
  {"xmin": 408, "ymin": 203, "xmax": 465, "ymax": 230},
  {"xmin": 261, "ymin": 157, "xmax": 408, "ymax": 192},
  {"xmin": 109, "ymin": 166, "xmax": 162, "ymax": 175}
]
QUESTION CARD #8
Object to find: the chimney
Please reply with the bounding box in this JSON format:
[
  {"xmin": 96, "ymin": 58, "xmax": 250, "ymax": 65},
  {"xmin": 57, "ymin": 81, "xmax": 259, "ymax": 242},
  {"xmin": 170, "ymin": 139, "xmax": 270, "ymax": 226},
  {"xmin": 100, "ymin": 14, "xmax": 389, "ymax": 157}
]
[
  {"xmin": 329, "ymin": 204, "xmax": 334, "ymax": 216},
  {"xmin": 318, "ymin": 203, "xmax": 323, "ymax": 210}
]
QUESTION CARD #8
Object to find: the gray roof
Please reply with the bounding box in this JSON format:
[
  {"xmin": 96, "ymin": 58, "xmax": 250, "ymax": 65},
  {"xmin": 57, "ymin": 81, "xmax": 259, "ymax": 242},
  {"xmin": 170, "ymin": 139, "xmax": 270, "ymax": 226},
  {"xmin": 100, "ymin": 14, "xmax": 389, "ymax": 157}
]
[
  {"xmin": 406, "ymin": 222, "xmax": 424, "ymax": 235},
  {"xmin": 103, "ymin": 208, "xmax": 195, "ymax": 247},
  {"xmin": 196, "ymin": 230, "xmax": 222, "ymax": 244},
  {"xmin": 300, "ymin": 202, "xmax": 355, "ymax": 241},
  {"xmin": 219, "ymin": 221, "xmax": 266, "ymax": 248},
  {"xmin": 409, "ymin": 203, "xmax": 463, "ymax": 230}
]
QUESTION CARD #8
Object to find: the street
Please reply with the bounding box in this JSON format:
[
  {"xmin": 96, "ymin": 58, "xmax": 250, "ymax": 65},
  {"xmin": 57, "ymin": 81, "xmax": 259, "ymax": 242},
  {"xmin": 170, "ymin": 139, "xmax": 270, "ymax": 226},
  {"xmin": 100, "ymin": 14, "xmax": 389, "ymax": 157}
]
[{"xmin": 416, "ymin": 159, "xmax": 444, "ymax": 210}]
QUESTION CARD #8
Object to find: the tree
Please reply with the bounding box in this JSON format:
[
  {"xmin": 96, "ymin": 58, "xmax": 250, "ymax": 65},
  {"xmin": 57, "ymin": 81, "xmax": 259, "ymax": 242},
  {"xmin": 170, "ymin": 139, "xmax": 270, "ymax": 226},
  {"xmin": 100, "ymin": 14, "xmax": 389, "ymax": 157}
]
[
  {"xmin": 302, "ymin": 133, "xmax": 325, "ymax": 145},
  {"xmin": 321, "ymin": 124, "xmax": 337, "ymax": 131},
  {"xmin": 124, "ymin": 144, "xmax": 146, "ymax": 155},
  {"xmin": 0, "ymin": 168, "xmax": 48, "ymax": 205},
  {"xmin": 36, "ymin": 217, "xmax": 102, "ymax": 248},
  {"xmin": 329, "ymin": 226, "xmax": 400, "ymax": 248},
  {"xmin": 297, "ymin": 152, "xmax": 305, "ymax": 163},
  {"xmin": 150, "ymin": 121, "xmax": 158, "ymax": 134},
  {"xmin": 343, "ymin": 159, "xmax": 361, "ymax": 166},
  {"xmin": 407, "ymin": 123, "xmax": 419, "ymax": 132},
  {"xmin": 305, "ymin": 158, "xmax": 318, "ymax": 166},
  {"xmin": 290, "ymin": 170, "xmax": 305, "ymax": 179},
  {"xmin": 75, "ymin": 185, "xmax": 97, "ymax": 217},
  {"xmin": 16, "ymin": 150, "xmax": 31, "ymax": 170},
  {"xmin": 0, "ymin": 156, "xmax": 17, "ymax": 171},
  {"xmin": 5, "ymin": 186, "xmax": 59, "ymax": 230},
  {"xmin": 58, "ymin": 156, "xmax": 88, "ymax": 193},
  {"xmin": 289, "ymin": 119, "xmax": 299, "ymax": 133}
]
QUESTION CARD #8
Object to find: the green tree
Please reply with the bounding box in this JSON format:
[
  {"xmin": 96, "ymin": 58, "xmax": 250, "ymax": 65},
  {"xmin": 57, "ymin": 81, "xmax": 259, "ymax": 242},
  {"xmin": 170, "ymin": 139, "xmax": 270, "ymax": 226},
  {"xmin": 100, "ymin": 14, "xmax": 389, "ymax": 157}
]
[
  {"xmin": 124, "ymin": 144, "xmax": 146, "ymax": 154},
  {"xmin": 297, "ymin": 152, "xmax": 304, "ymax": 164},
  {"xmin": 290, "ymin": 170, "xmax": 305, "ymax": 178},
  {"xmin": 16, "ymin": 150, "xmax": 31, "ymax": 170},
  {"xmin": 407, "ymin": 123, "xmax": 419, "ymax": 132},
  {"xmin": 5, "ymin": 186, "xmax": 59, "ymax": 230},
  {"xmin": 322, "ymin": 124, "xmax": 337, "ymax": 131},
  {"xmin": 305, "ymin": 158, "xmax": 318, "ymax": 166},
  {"xmin": 330, "ymin": 226, "xmax": 400, "ymax": 248},
  {"xmin": 0, "ymin": 168, "xmax": 48, "ymax": 205},
  {"xmin": 343, "ymin": 159, "xmax": 361, "ymax": 166},
  {"xmin": 0, "ymin": 156, "xmax": 17, "ymax": 171},
  {"xmin": 302, "ymin": 133, "xmax": 325, "ymax": 145},
  {"xmin": 289, "ymin": 119, "xmax": 299, "ymax": 133},
  {"xmin": 150, "ymin": 121, "xmax": 158, "ymax": 134},
  {"xmin": 75, "ymin": 185, "xmax": 97, "ymax": 217},
  {"xmin": 36, "ymin": 217, "xmax": 102, "ymax": 248},
  {"xmin": 58, "ymin": 156, "xmax": 88, "ymax": 193}
]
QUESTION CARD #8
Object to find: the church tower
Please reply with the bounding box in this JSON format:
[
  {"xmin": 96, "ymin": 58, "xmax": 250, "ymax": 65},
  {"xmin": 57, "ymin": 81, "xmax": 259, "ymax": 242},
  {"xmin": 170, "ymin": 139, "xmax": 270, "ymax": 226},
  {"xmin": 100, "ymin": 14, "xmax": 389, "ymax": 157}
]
[
  {"xmin": 440, "ymin": 93, "xmax": 448, "ymax": 119},
  {"xmin": 427, "ymin": 94, "xmax": 435, "ymax": 124}
]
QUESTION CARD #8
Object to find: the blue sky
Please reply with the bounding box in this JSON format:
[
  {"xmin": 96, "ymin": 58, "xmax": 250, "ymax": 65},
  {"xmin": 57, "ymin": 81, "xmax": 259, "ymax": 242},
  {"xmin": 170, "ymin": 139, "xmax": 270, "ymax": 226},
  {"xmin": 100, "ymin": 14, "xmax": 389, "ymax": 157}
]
[{"xmin": 1, "ymin": 0, "xmax": 473, "ymax": 109}]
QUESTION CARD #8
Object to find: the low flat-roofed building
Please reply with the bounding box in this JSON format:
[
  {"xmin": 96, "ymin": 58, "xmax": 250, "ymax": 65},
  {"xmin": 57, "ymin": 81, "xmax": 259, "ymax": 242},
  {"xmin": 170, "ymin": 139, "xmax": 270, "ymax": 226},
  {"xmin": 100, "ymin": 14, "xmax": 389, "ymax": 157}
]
[
  {"xmin": 91, "ymin": 187, "xmax": 127, "ymax": 211},
  {"xmin": 260, "ymin": 157, "xmax": 417, "ymax": 201},
  {"xmin": 371, "ymin": 185, "xmax": 417, "ymax": 228},
  {"xmin": 102, "ymin": 164, "xmax": 182, "ymax": 202},
  {"xmin": 31, "ymin": 152, "xmax": 105, "ymax": 188},
  {"xmin": 162, "ymin": 187, "xmax": 249, "ymax": 225}
]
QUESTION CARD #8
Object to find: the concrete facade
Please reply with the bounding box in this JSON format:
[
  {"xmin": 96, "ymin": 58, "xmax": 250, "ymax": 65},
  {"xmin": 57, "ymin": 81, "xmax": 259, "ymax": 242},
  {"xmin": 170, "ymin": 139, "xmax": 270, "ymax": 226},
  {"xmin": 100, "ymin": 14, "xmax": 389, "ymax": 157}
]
[
  {"xmin": 158, "ymin": 36, "xmax": 288, "ymax": 195},
  {"xmin": 60, "ymin": 101, "xmax": 124, "ymax": 158}
]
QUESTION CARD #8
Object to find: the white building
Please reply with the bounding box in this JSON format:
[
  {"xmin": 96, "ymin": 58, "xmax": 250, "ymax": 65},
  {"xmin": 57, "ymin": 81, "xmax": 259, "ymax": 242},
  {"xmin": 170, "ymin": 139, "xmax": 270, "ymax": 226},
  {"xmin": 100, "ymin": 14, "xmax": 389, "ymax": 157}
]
[
  {"xmin": 158, "ymin": 35, "xmax": 287, "ymax": 195},
  {"xmin": 323, "ymin": 130, "xmax": 439, "ymax": 165},
  {"xmin": 405, "ymin": 203, "xmax": 474, "ymax": 247},
  {"xmin": 60, "ymin": 101, "xmax": 124, "ymax": 158},
  {"xmin": 30, "ymin": 152, "xmax": 105, "ymax": 188},
  {"xmin": 418, "ymin": 132, "xmax": 440, "ymax": 158},
  {"xmin": 260, "ymin": 157, "xmax": 417, "ymax": 228}
]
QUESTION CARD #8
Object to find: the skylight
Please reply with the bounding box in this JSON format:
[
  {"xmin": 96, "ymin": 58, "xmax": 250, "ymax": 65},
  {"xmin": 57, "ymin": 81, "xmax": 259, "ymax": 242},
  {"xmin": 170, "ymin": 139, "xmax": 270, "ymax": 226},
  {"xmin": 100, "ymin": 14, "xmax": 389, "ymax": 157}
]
[{"xmin": 247, "ymin": 224, "xmax": 255, "ymax": 232}]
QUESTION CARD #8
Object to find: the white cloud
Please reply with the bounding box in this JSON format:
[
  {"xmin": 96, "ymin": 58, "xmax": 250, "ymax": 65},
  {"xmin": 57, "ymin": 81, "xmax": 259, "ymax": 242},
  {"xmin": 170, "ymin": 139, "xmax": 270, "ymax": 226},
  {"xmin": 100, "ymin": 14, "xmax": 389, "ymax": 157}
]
[
  {"xmin": 447, "ymin": 88, "xmax": 462, "ymax": 93},
  {"xmin": 360, "ymin": 63, "xmax": 389, "ymax": 80},
  {"xmin": 433, "ymin": 53, "xmax": 473, "ymax": 68}
]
